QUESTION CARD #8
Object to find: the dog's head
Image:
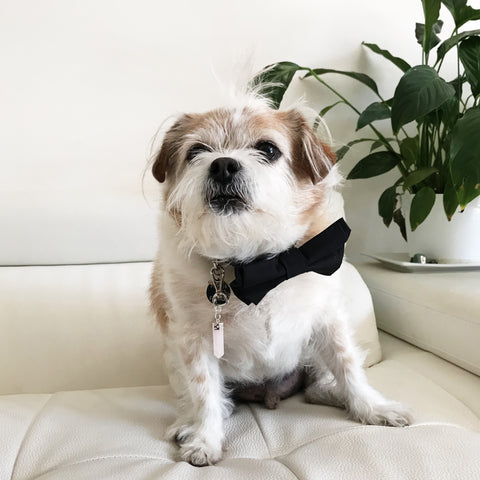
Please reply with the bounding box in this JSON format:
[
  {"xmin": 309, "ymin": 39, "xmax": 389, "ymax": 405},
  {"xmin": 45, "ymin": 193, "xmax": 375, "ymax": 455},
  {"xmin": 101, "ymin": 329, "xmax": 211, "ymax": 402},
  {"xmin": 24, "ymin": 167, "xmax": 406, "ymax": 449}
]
[{"xmin": 152, "ymin": 97, "xmax": 343, "ymax": 261}]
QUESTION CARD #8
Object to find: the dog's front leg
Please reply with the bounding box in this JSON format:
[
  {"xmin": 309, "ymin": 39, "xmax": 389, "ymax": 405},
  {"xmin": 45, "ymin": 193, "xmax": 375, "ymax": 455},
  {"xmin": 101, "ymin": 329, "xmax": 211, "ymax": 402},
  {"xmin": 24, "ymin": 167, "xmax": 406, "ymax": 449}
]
[{"xmin": 165, "ymin": 338, "xmax": 229, "ymax": 466}]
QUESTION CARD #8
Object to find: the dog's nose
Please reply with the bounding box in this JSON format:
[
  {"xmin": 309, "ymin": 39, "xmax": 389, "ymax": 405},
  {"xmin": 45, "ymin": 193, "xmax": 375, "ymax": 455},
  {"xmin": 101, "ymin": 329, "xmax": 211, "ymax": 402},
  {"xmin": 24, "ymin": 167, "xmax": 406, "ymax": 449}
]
[{"xmin": 209, "ymin": 157, "xmax": 242, "ymax": 184}]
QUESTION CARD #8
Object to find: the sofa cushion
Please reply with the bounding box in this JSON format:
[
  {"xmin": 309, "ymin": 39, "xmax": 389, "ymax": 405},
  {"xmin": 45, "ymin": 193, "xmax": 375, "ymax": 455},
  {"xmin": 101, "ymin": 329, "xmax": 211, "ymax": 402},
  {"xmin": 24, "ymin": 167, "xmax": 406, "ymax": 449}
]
[
  {"xmin": 0, "ymin": 262, "xmax": 167, "ymax": 395},
  {"xmin": 0, "ymin": 261, "xmax": 381, "ymax": 395},
  {"xmin": 356, "ymin": 261, "xmax": 480, "ymax": 376},
  {"xmin": 1, "ymin": 333, "xmax": 479, "ymax": 480},
  {"xmin": 337, "ymin": 261, "xmax": 381, "ymax": 367},
  {"xmin": 0, "ymin": 188, "xmax": 158, "ymax": 266}
]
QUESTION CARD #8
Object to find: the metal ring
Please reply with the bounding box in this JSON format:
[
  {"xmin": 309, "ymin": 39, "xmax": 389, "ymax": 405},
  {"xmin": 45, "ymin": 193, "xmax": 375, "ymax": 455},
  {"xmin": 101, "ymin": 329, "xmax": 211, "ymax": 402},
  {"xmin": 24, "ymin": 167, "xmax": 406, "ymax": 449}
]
[{"xmin": 212, "ymin": 292, "xmax": 228, "ymax": 306}]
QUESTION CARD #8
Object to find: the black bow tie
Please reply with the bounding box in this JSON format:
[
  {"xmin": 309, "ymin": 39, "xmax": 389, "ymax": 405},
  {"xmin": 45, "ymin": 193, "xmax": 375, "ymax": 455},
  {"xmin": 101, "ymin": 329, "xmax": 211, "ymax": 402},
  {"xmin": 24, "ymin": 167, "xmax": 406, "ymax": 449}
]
[{"xmin": 229, "ymin": 218, "xmax": 351, "ymax": 305}]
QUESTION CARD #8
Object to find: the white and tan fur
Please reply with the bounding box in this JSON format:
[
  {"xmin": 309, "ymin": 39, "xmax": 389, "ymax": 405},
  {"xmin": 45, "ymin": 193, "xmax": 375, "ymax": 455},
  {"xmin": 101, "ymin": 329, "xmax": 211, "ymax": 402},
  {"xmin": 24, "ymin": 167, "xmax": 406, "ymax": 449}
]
[{"xmin": 150, "ymin": 94, "xmax": 411, "ymax": 466}]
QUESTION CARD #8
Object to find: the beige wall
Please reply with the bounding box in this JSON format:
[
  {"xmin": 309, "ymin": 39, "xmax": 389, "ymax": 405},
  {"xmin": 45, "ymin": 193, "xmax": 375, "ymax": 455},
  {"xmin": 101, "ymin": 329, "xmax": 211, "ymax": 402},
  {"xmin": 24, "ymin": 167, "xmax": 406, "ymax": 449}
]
[{"xmin": 0, "ymin": 0, "xmax": 465, "ymax": 261}]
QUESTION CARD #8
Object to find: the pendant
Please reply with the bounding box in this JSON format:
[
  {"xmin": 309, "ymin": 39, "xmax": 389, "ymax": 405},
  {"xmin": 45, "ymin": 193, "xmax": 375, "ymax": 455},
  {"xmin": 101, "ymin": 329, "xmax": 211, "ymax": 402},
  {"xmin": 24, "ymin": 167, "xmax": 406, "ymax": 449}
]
[
  {"xmin": 212, "ymin": 322, "xmax": 224, "ymax": 359},
  {"xmin": 208, "ymin": 262, "xmax": 228, "ymax": 359}
]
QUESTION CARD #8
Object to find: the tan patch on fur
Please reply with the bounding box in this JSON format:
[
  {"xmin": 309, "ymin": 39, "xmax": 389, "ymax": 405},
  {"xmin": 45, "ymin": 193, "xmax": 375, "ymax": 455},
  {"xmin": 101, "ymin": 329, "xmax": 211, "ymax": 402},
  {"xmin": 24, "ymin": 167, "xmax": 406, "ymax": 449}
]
[
  {"xmin": 169, "ymin": 208, "xmax": 182, "ymax": 228},
  {"xmin": 279, "ymin": 110, "xmax": 334, "ymax": 184},
  {"xmin": 195, "ymin": 373, "xmax": 206, "ymax": 384},
  {"xmin": 149, "ymin": 261, "xmax": 169, "ymax": 331},
  {"xmin": 247, "ymin": 108, "xmax": 282, "ymax": 133},
  {"xmin": 298, "ymin": 199, "xmax": 333, "ymax": 245},
  {"xmin": 321, "ymin": 141, "xmax": 336, "ymax": 165}
]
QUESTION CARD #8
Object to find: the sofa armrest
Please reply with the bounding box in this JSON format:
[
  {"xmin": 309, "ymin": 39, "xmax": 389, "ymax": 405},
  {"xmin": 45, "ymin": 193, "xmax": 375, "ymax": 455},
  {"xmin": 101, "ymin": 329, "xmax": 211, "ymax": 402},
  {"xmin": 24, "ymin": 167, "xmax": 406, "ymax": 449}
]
[
  {"xmin": 0, "ymin": 262, "xmax": 167, "ymax": 395},
  {"xmin": 355, "ymin": 261, "xmax": 480, "ymax": 376}
]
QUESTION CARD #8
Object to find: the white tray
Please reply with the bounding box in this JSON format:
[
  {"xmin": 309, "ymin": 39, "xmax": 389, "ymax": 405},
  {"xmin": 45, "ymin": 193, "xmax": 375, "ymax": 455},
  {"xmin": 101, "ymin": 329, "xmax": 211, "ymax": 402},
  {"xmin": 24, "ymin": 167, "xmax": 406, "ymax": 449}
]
[{"xmin": 362, "ymin": 252, "xmax": 480, "ymax": 273}]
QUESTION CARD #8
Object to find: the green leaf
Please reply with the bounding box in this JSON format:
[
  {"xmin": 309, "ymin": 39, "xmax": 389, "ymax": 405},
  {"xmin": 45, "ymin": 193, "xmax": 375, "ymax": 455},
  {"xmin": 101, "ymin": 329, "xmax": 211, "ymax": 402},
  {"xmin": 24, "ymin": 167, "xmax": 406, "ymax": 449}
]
[
  {"xmin": 421, "ymin": 0, "xmax": 442, "ymax": 54},
  {"xmin": 459, "ymin": 36, "xmax": 480, "ymax": 97},
  {"xmin": 415, "ymin": 20, "xmax": 443, "ymax": 51},
  {"xmin": 391, "ymin": 65, "xmax": 456, "ymax": 133},
  {"xmin": 436, "ymin": 29, "xmax": 480, "ymax": 63},
  {"xmin": 450, "ymin": 106, "xmax": 480, "ymax": 208},
  {"xmin": 251, "ymin": 62, "xmax": 305, "ymax": 109},
  {"xmin": 319, "ymin": 101, "xmax": 344, "ymax": 116},
  {"xmin": 356, "ymin": 102, "xmax": 391, "ymax": 130},
  {"xmin": 335, "ymin": 138, "xmax": 376, "ymax": 161},
  {"xmin": 443, "ymin": 173, "xmax": 459, "ymax": 220},
  {"xmin": 393, "ymin": 208, "xmax": 408, "ymax": 241},
  {"xmin": 399, "ymin": 136, "xmax": 420, "ymax": 168},
  {"xmin": 442, "ymin": 0, "xmax": 480, "ymax": 28},
  {"xmin": 304, "ymin": 68, "xmax": 379, "ymax": 95},
  {"xmin": 449, "ymin": 74, "xmax": 467, "ymax": 97},
  {"xmin": 313, "ymin": 102, "xmax": 345, "ymax": 132},
  {"xmin": 410, "ymin": 186, "xmax": 436, "ymax": 230},
  {"xmin": 378, "ymin": 186, "xmax": 397, "ymax": 227},
  {"xmin": 438, "ymin": 85, "xmax": 462, "ymax": 128},
  {"xmin": 403, "ymin": 167, "xmax": 438, "ymax": 189},
  {"xmin": 362, "ymin": 42, "xmax": 411, "ymax": 72},
  {"xmin": 347, "ymin": 151, "xmax": 401, "ymax": 179}
]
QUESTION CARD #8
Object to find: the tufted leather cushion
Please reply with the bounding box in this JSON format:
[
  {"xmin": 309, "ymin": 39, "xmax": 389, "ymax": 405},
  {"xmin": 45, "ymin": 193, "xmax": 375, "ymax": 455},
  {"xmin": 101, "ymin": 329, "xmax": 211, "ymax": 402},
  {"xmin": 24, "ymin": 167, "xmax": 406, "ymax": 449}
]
[{"xmin": 2, "ymin": 333, "xmax": 480, "ymax": 480}]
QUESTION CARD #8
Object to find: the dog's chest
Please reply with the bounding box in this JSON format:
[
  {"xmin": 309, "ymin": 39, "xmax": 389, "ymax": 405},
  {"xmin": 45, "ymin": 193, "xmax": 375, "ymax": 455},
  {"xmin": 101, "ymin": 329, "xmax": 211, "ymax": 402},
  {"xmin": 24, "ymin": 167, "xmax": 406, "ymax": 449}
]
[
  {"xmin": 166, "ymin": 256, "xmax": 332, "ymax": 382},
  {"xmin": 218, "ymin": 272, "xmax": 322, "ymax": 382}
]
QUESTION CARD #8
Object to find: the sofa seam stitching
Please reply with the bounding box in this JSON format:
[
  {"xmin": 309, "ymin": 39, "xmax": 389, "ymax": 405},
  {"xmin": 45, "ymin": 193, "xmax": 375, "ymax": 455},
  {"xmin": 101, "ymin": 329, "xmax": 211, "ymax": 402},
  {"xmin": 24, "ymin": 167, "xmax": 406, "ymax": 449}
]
[
  {"xmin": 274, "ymin": 425, "xmax": 367, "ymax": 458},
  {"xmin": 246, "ymin": 403, "xmax": 272, "ymax": 458},
  {"xmin": 25, "ymin": 454, "xmax": 173, "ymax": 479},
  {"xmin": 10, "ymin": 394, "xmax": 53, "ymax": 480},
  {"xmin": 271, "ymin": 457, "xmax": 302, "ymax": 480}
]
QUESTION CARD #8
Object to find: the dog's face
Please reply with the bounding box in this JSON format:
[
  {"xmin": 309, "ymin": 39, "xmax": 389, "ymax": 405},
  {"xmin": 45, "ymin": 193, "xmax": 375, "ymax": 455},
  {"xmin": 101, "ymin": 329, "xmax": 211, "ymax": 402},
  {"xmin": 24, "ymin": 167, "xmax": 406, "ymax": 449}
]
[{"xmin": 152, "ymin": 100, "xmax": 339, "ymax": 261}]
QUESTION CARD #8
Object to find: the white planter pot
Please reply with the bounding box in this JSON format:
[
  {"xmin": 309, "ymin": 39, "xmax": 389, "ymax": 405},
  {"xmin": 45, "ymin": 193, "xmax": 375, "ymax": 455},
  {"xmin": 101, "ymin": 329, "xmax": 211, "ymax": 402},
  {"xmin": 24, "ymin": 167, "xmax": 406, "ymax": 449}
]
[{"xmin": 403, "ymin": 194, "xmax": 480, "ymax": 263}]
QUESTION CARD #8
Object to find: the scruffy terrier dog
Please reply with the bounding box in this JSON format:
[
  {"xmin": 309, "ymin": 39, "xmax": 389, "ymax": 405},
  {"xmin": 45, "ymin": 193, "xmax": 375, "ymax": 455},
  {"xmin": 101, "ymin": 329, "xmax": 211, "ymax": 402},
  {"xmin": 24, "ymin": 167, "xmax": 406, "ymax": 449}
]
[{"xmin": 150, "ymin": 93, "xmax": 411, "ymax": 466}]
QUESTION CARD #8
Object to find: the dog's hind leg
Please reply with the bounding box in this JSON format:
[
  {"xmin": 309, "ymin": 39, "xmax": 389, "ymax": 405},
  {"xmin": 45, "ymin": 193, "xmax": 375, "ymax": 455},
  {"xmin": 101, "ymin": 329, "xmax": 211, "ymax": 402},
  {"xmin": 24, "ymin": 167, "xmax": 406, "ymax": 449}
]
[{"xmin": 305, "ymin": 308, "xmax": 412, "ymax": 427}]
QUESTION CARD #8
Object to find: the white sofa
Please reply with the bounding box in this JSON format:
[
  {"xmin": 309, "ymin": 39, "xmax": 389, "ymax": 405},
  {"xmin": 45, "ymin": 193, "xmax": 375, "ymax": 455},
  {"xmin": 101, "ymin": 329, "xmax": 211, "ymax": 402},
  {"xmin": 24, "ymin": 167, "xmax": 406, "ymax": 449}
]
[
  {"xmin": 3, "ymin": 1, "xmax": 480, "ymax": 478},
  {"xmin": 2, "ymin": 258, "xmax": 480, "ymax": 480}
]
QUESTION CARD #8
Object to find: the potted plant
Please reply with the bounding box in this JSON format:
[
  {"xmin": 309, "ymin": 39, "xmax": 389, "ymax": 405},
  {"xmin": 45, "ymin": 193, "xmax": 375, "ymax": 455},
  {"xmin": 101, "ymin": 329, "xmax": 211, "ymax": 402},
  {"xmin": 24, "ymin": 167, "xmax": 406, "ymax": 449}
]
[{"xmin": 252, "ymin": 0, "xmax": 480, "ymax": 262}]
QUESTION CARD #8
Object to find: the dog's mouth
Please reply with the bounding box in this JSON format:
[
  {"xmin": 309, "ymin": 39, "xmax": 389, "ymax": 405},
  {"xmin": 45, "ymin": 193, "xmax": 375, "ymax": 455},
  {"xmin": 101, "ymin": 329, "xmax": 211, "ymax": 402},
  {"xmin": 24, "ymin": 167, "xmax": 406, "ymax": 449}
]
[
  {"xmin": 208, "ymin": 194, "xmax": 248, "ymax": 215},
  {"xmin": 204, "ymin": 173, "xmax": 251, "ymax": 215}
]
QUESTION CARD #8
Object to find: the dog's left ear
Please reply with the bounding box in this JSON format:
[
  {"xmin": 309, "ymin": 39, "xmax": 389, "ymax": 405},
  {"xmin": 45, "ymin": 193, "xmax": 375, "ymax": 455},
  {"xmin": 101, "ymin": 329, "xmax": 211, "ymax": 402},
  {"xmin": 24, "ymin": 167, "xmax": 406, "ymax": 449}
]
[{"xmin": 284, "ymin": 110, "xmax": 336, "ymax": 184}]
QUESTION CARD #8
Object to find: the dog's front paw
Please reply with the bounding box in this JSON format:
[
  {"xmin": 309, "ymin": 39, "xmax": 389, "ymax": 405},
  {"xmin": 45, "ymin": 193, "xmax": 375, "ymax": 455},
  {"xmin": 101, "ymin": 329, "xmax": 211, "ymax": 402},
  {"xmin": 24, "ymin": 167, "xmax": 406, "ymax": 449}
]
[
  {"xmin": 167, "ymin": 422, "xmax": 223, "ymax": 466},
  {"xmin": 349, "ymin": 399, "xmax": 412, "ymax": 427},
  {"xmin": 179, "ymin": 435, "xmax": 223, "ymax": 466}
]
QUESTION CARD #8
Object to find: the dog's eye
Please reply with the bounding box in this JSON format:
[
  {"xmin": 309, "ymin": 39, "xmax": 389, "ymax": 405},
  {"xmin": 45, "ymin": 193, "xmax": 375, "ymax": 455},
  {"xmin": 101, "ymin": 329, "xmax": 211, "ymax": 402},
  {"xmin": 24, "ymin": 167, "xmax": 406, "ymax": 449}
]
[
  {"xmin": 186, "ymin": 143, "xmax": 211, "ymax": 162},
  {"xmin": 255, "ymin": 141, "xmax": 281, "ymax": 162}
]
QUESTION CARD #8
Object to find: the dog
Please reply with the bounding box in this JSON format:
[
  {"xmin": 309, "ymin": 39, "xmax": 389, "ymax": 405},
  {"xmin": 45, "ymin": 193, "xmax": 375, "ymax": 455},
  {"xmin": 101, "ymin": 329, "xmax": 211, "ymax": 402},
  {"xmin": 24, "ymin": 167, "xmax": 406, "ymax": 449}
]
[{"xmin": 149, "ymin": 92, "xmax": 411, "ymax": 466}]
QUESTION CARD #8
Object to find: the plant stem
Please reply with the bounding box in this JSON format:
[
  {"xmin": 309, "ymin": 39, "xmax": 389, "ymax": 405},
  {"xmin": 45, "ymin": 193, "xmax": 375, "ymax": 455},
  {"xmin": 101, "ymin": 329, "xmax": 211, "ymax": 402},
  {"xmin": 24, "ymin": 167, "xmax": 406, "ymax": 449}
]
[
  {"xmin": 455, "ymin": 28, "xmax": 462, "ymax": 107},
  {"xmin": 306, "ymin": 69, "xmax": 362, "ymax": 115},
  {"xmin": 305, "ymin": 68, "xmax": 409, "ymax": 180}
]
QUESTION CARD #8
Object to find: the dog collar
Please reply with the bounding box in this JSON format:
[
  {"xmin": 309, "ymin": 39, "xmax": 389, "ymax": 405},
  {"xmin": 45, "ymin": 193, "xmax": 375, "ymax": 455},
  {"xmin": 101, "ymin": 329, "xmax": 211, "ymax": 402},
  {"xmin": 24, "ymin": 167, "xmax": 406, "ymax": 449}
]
[{"xmin": 229, "ymin": 218, "xmax": 351, "ymax": 305}]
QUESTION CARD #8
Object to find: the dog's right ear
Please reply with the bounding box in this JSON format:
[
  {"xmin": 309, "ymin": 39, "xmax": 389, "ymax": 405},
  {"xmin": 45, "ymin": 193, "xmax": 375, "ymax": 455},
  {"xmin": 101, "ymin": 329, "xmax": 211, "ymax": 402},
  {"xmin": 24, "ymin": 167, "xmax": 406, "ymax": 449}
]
[
  {"xmin": 152, "ymin": 142, "xmax": 168, "ymax": 183},
  {"xmin": 152, "ymin": 116, "xmax": 187, "ymax": 183}
]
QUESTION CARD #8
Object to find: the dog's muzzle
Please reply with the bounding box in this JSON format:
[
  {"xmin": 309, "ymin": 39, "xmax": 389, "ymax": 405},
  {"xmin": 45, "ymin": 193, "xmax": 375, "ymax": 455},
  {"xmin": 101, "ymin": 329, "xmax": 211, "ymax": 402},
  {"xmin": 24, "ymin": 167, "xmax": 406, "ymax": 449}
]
[{"xmin": 205, "ymin": 157, "xmax": 249, "ymax": 215}]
